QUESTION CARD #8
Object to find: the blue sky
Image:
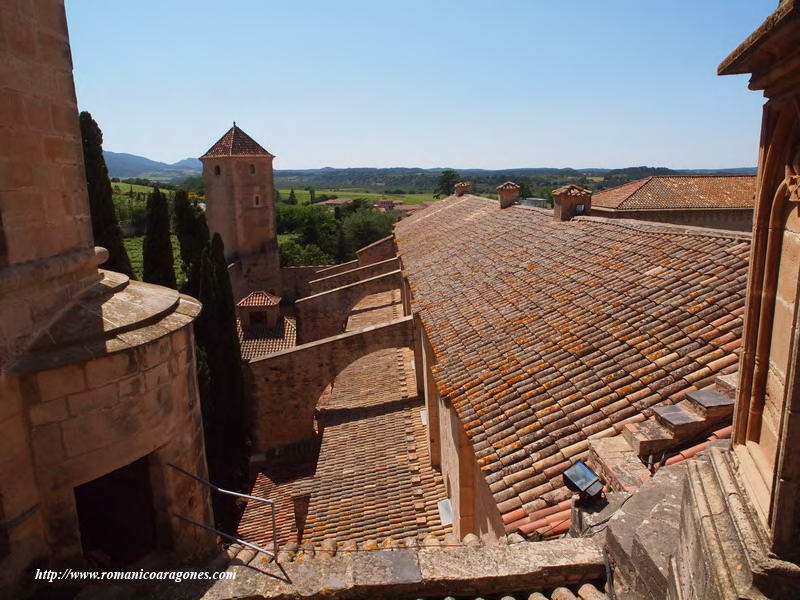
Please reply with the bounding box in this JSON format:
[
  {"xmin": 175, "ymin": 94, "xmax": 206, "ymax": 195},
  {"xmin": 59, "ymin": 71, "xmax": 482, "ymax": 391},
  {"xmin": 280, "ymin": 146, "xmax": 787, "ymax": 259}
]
[{"xmin": 66, "ymin": 1, "xmax": 775, "ymax": 170}]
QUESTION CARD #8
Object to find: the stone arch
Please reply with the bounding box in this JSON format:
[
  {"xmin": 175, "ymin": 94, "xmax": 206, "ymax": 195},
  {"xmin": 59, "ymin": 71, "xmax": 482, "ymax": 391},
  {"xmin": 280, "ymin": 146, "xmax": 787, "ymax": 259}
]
[
  {"xmin": 293, "ymin": 270, "xmax": 403, "ymax": 343},
  {"xmin": 246, "ymin": 315, "xmax": 414, "ymax": 451}
]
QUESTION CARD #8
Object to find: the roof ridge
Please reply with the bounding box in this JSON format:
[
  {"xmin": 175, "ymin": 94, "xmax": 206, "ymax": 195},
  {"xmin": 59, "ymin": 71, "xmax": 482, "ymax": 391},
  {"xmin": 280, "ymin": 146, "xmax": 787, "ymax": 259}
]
[
  {"xmin": 571, "ymin": 214, "xmax": 752, "ymax": 241},
  {"xmin": 200, "ymin": 123, "xmax": 273, "ymax": 159}
]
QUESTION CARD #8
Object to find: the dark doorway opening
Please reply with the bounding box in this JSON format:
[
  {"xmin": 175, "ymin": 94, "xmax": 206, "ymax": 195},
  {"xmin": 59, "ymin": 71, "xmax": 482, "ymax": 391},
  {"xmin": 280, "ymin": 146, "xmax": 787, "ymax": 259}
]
[{"xmin": 74, "ymin": 455, "xmax": 157, "ymax": 568}]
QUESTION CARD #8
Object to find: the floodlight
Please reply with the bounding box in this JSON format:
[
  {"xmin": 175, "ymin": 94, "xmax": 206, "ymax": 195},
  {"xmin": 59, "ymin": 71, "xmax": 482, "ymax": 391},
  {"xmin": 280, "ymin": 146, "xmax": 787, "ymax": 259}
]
[{"xmin": 562, "ymin": 460, "xmax": 603, "ymax": 504}]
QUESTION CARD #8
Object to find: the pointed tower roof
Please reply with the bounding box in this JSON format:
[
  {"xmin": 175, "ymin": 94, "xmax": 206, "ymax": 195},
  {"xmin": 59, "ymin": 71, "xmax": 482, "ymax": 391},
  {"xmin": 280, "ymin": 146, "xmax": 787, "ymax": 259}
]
[{"xmin": 200, "ymin": 123, "xmax": 274, "ymax": 159}]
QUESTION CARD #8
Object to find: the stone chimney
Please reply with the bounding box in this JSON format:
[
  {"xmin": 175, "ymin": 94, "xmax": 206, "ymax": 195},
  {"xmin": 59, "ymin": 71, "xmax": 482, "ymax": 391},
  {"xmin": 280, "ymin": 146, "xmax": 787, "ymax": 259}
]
[
  {"xmin": 454, "ymin": 181, "xmax": 470, "ymax": 197},
  {"xmin": 496, "ymin": 181, "xmax": 521, "ymax": 208},
  {"xmin": 552, "ymin": 184, "xmax": 592, "ymax": 221}
]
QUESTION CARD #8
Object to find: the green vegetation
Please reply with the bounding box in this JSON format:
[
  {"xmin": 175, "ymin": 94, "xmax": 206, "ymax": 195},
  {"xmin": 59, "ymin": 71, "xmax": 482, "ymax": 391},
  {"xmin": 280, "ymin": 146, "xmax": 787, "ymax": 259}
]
[
  {"xmin": 79, "ymin": 111, "xmax": 135, "ymax": 278},
  {"xmin": 276, "ymin": 198, "xmax": 395, "ymax": 266},
  {"xmin": 434, "ymin": 169, "xmax": 460, "ymax": 198},
  {"xmin": 142, "ymin": 187, "xmax": 177, "ymax": 288},
  {"xmin": 194, "ymin": 233, "xmax": 248, "ymax": 532},
  {"xmin": 276, "ymin": 188, "xmax": 436, "ymax": 205},
  {"xmin": 123, "ymin": 235, "xmax": 184, "ymax": 288},
  {"xmin": 173, "ymin": 190, "xmax": 209, "ymax": 297}
]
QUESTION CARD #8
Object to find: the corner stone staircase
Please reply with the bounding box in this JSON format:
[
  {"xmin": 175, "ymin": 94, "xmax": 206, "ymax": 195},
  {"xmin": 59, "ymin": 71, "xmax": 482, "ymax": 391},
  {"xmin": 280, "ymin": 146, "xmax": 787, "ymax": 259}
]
[
  {"xmin": 620, "ymin": 373, "xmax": 735, "ymax": 461},
  {"xmin": 583, "ymin": 374, "xmax": 737, "ymax": 600}
]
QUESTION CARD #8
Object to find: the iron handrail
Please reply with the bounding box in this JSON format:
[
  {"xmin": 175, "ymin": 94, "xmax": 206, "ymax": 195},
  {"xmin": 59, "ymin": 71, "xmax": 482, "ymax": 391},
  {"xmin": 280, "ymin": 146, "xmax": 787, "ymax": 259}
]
[{"xmin": 167, "ymin": 463, "xmax": 278, "ymax": 559}]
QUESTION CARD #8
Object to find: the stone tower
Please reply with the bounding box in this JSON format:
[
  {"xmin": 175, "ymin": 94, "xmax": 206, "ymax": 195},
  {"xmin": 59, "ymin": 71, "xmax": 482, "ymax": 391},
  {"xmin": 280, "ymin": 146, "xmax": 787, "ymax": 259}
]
[
  {"xmin": 200, "ymin": 125, "xmax": 281, "ymax": 297},
  {"xmin": 0, "ymin": 0, "xmax": 214, "ymax": 591}
]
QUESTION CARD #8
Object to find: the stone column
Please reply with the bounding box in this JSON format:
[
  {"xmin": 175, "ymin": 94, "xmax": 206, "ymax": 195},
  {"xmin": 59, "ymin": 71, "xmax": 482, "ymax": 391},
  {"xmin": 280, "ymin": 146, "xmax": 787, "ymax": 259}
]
[
  {"xmin": 718, "ymin": 1, "xmax": 800, "ymax": 562},
  {"xmin": 668, "ymin": 5, "xmax": 800, "ymax": 598}
]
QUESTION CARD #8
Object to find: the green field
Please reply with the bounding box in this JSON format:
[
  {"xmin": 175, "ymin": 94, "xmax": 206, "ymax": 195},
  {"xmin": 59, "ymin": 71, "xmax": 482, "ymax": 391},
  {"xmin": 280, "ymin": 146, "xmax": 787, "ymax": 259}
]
[
  {"xmin": 277, "ymin": 189, "xmax": 436, "ymax": 206},
  {"xmin": 111, "ymin": 182, "xmax": 170, "ymax": 195},
  {"xmin": 123, "ymin": 234, "xmax": 186, "ymax": 289}
]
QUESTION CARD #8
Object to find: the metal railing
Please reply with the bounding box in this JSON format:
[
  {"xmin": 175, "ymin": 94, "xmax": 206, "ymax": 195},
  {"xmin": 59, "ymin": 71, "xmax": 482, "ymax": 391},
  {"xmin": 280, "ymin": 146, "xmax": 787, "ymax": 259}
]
[{"xmin": 167, "ymin": 463, "xmax": 278, "ymax": 560}]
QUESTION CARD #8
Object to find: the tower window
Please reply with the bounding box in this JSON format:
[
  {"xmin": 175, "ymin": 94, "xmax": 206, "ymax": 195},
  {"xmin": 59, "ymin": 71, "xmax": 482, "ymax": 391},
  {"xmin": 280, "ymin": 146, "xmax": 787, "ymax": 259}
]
[
  {"xmin": 254, "ymin": 195, "xmax": 261, "ymax": 207},
  {"xmin": 250, "ymin": 164, "xmax": 256, "ymax": 175},
  {"xmin": 214, "ymin": 165, "xmax": 221, "ymax": 176}
]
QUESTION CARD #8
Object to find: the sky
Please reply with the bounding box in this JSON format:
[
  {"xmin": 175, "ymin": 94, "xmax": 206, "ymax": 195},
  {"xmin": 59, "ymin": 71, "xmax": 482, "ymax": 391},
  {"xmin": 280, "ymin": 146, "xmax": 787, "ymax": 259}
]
[{"xmin": 65, "ymin": 1, "xmax": 777, "ymax": 170}]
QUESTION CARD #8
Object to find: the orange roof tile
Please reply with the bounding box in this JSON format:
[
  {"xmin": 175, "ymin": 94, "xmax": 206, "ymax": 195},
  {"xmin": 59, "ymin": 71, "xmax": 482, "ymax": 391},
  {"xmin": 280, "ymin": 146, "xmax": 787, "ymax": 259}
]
[
  {"xmin": 237, "ymin": 290, "xmax": 281, "ymax": 307},
  {"xmin": 238, "ymin": 293, "xmax": 450, "ymax": 546},
  {"xmin": 238, "ymin": 317, "xmax": 296, "ymax": 360},
  {"xmin": 592, "ymin": 175, "xmax": 755, "ymax": 211},
  {"xmin": 201, "ymin": 123, "xmax": 274, "ymax": 158},
  {"xmin": 395, "ymin": 195, "xmax": 750, "ymax": 530}
]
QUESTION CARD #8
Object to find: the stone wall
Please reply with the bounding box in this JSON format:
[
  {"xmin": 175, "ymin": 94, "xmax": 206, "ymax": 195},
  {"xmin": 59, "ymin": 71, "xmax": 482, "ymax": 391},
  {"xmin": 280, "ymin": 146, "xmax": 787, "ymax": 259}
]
[
  {"xmin": 419, "ymin": 314, "xmax": 503, "ymax": 540},
  {"xmin": 356, "ymin": 235, "xmax": 397, "ymax": 267},
  {"xmin": 313, "ymin": 260, "xmax": 358, "ymax": 278},
  {"xmin": 307, "ymin": 257, "xmax": 400, "ymax": 295},
  {"xmin": 279, "ymin": 265, "xmax": 324, "ymax": 302},
  {"xmin": 589, "ymin": 207, "xmax": 753, "ymax": 232},
  {"xmin": 246, "ymin": 316, "xmax": 414, "ymax": 451},
  {"xmin": 294, "ymin": 270, "xmax": 403, "ymax": 343},
  {"xmin": 203, "ymin": 153, "xmax": 281, "ymax": 296},
  {"xmin": 0, "ymin": 0, "xmax": 100, "ymax": 365},
  {"xmin": 0, "ymin": 2, "xmax": 215, "ymax": 591},
  {"xmin": 1, "ymin": 291, "xmax": 215, "ymax": 591}
]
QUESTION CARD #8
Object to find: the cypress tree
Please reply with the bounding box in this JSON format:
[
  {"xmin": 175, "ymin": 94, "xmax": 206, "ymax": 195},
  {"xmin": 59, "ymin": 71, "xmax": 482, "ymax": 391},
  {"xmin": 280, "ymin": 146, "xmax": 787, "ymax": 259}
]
[
  {"xmin": 174, "ymin": 189, "xmax": 209, "ymax": 297},
  {"xmin": 142, "ymin": 186, "xmax": 176, "ymax": 288},
  {"xmin": 78, "ymin": 111, "xmax": 135, "ymax": 278},
  {"xmin": 195, "ymin": 233, "xmax": 247, "ymax": 530},
  {"xmin": 287, "ymin": 188, "xmax": 297, "ymax": 204}
]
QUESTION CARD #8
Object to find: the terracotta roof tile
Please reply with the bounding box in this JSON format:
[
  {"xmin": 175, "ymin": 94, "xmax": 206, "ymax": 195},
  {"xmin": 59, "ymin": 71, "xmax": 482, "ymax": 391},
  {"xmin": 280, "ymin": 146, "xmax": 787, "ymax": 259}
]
[
  {"xmin": 237, "ymin": 291, "xmax": 281, "ymax": 307},
  {"xmin": 395, "ymin": 195, "xmax": 750, "ymax": 534},
  {"xmin": 238, "ymin": 292, "xmax": 450, "ymax": 547},
  {"xmin": 238, "ymin": 316, "xmax": 296, "ymax": 360},
  {"xmin": 201, "ymin": 124, "xmax": 274, "ymax": 158},
  {"xmin": 592, "ymin": 175, "xmax": 755, "ymax": 210}
]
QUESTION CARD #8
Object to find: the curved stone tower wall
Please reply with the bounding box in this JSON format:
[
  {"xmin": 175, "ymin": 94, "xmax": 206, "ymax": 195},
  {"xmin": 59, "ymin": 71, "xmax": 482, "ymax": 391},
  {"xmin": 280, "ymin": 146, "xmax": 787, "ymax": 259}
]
[{"xmin": 0, "ymin": 1, "xmax": 215, "ymax": 592}]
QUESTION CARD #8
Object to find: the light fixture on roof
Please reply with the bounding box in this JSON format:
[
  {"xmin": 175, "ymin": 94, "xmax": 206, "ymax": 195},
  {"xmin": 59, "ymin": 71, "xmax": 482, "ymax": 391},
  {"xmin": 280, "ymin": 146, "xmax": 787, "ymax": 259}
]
[{"xmin": 562, "ymin": 460, "xmax": 604, "ymax": 505}]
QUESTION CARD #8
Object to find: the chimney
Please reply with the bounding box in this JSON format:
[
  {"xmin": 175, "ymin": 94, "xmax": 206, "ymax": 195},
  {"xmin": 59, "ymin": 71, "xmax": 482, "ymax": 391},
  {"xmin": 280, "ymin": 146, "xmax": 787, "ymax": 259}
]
[
  {"xmin": 496, "ymin": 181, "xmax": 521, "ymax": 208},
  {"xmin": 552, "ymin": 184, "xmax": 592, "ymax": 221},
  {"xmin": 454, "ymin": 181, "xmax": 470, "ymax": 197}
]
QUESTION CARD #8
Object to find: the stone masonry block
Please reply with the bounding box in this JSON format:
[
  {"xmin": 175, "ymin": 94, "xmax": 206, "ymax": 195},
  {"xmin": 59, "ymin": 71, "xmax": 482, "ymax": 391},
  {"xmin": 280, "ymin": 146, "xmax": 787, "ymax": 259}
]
[
  {"xmin": 29, "ymin": 397, "xmax": 68, "ymax": 425},
  {"xmin": 145, "ymin": 363, "xmax": 172, "ymax": 392},
  {"xmin": 67, "ymin": 383, "xmax": 116, "ymax": 416},
  {"xmin": 36, "ymin": 363, "xmax": 85, "ymax": 402},
  {"xmin": 31, "ymin": 422, "xmax": 65, "ymax": 467},
  {"xmin": 85, "ymin": 350, "xmax": 137, "ymax": 389}
]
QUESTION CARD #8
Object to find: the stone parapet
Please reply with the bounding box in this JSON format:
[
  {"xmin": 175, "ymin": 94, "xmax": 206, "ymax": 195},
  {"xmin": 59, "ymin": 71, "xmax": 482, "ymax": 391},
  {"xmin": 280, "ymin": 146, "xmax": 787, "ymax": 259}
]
[
  {"xmin": 355, "ymin": 235, "xmax": 397, "ymax": 267},
  {"xmin": 294, "ymin": 270, "xmax": 403, "ymax": 343},
  {"xmin": 307, "ymin": 257, "xmax": 400, "ymax": 295},
  {"xmin": 199, "ymin": 537, "xmax": 605, "ymax": 600}
]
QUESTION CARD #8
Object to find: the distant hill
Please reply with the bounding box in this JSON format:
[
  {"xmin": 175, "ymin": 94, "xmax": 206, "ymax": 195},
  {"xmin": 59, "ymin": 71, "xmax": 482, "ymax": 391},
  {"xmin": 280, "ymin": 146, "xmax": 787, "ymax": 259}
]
[
  {"xmin": 103, "ymin": 151, "xmax": 756, "ymax": 189},
  {"xmin": 104, "ymin": 151, "xmax": 202, "ymax": 181}
]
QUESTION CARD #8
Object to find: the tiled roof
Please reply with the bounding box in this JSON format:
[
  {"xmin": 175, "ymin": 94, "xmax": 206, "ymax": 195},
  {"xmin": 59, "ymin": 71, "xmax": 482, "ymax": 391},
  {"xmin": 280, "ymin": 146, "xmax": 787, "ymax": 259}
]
[
  {"xmin": 497, "ymin": 181, "xmax": 521, "ymax": 190},
  {"xmin": 237, "ymin": 290, "xmax": 281, "ymax": 307},
  {"xmin": 592, "ymin": 175, "xmax": 756, "ymax": 211},
  {"xmin": 238, "ymin": 316, "xmax": 296, "ymax": 360},
  {"xmin": 553, "ymin": 184, "xmax": 591, "ymax": 197},
  {"xmin": 238, "ymin": 292, "xmax": 451, "ymax": 547},
  {"xmin": 200, "ymin": 124, "xmax": 273, "ymax": 158},
  {"xmin": 395, "ymin": 195, "xmax": 749, "ymax": 529}
]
